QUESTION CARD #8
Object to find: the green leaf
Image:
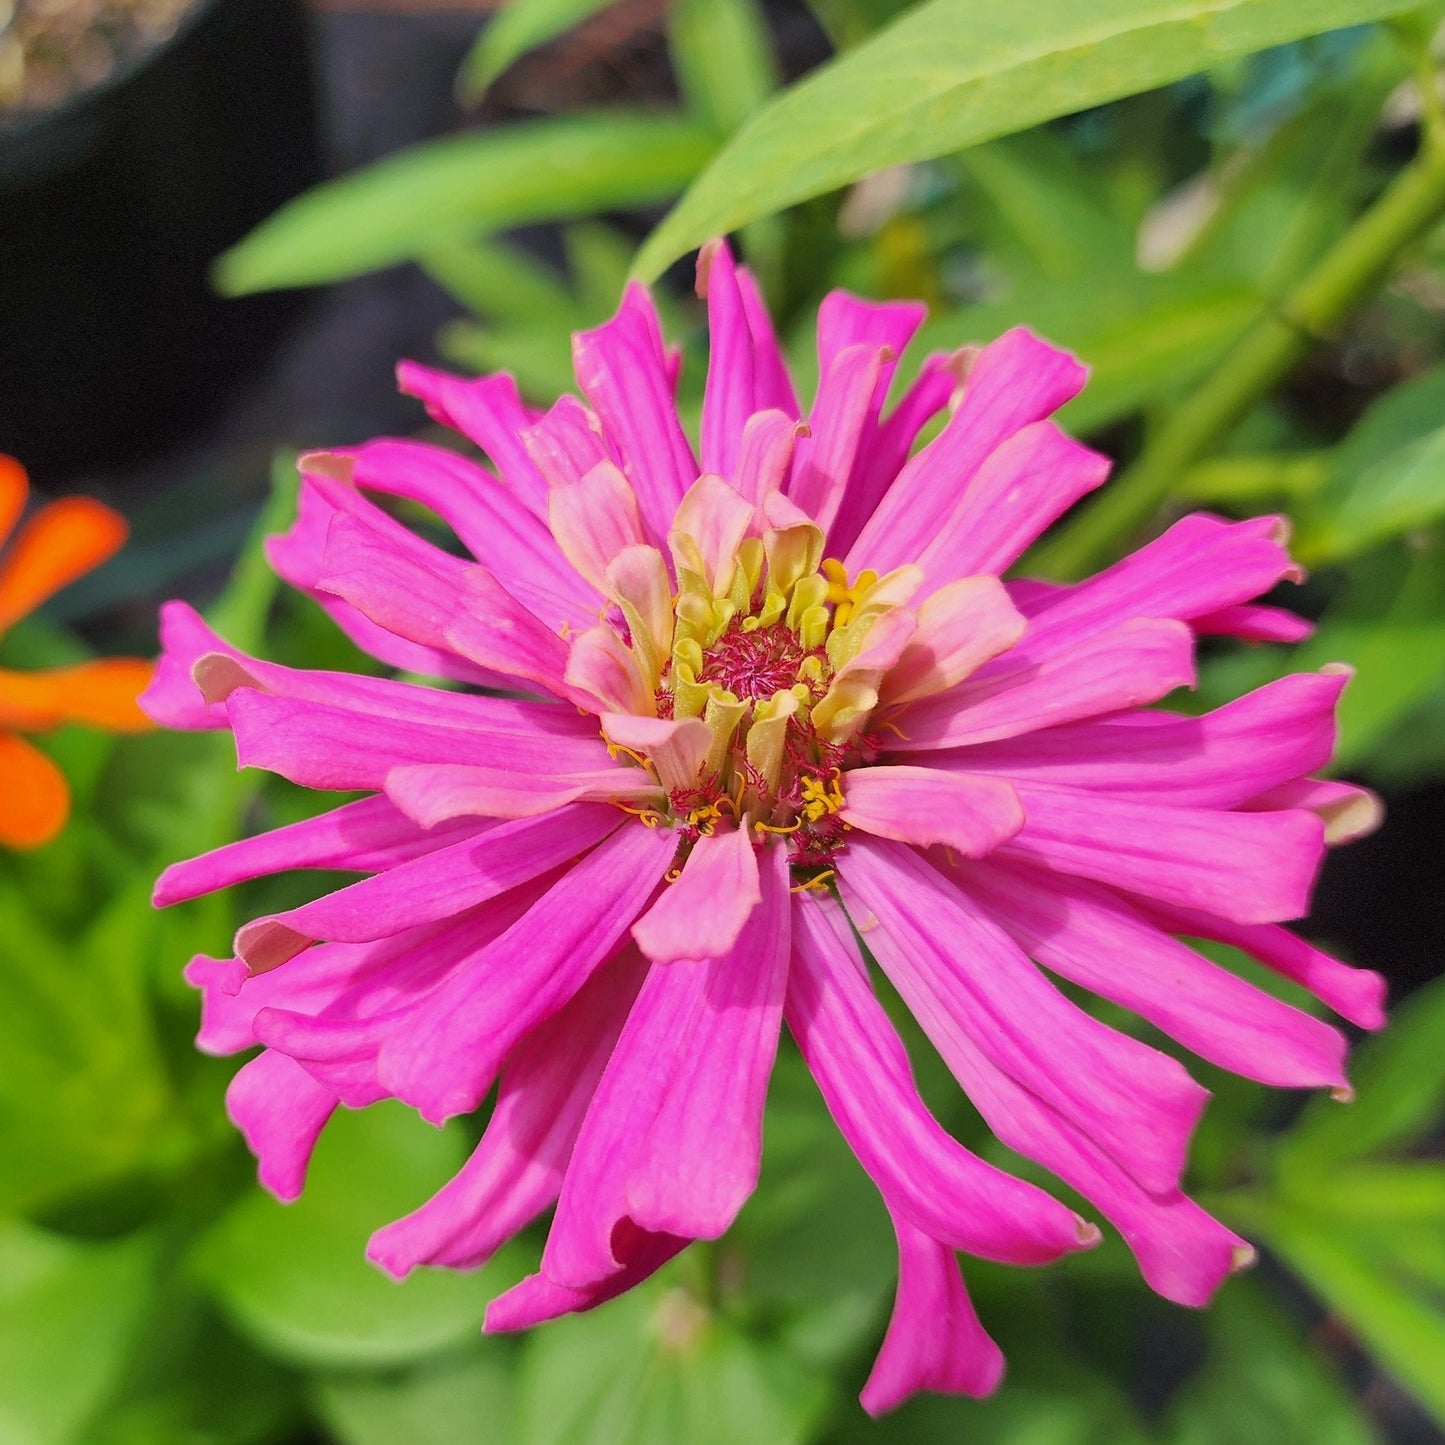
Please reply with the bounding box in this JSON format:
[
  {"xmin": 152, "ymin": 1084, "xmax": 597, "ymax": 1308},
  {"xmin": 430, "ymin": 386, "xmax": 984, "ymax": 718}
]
[
  {"xmin": 634, "ymin": 0, "xmax": 1415, "ymax": 278},
  {"xmin": 1249, "ymin": 1205, "xmax": 1445, "ymax": 1427},
  {"xmin": 192, "ymin": 1102, "xmax": 523, "ymax": 1368},
  {"xmin": 0, "ymin": 1221, "xmax": 160, "ymax": 1445},
  {"xmin": 456, "ymin": 0, "xmax": 624, "ymax": 102},
  {"xmin": 1297, "ymin": 368, "xmax": 1445, "ymax": 563},
  {"xmin": 669, "ymin": 0, "xmax": 778, "ymax": 136},
  {"xmin": 420, "ymin": 239, "xmax": 575, "ymax": 324},
  {"xmin": 217, "ymin": 113, "xmax": 719, "ymax": 295},
  {"xmin": 1164, "ymin": 1278, "xmax": 1375, "ymax": 1445},
  {"xmin": 1292, "ymin": 536, "xmax": 1445, "ymax": 767},
  {"xmin": 1277, "ymin": 973, "xmax": 1445, "ymax": 1176},
  {"xmin": 313, "ymin": 1345, "xmax": 516, "ymax": 1445},
  {"xmin": 512, "ymin": 1276, "xmax": 829, "ymax": 1445}
]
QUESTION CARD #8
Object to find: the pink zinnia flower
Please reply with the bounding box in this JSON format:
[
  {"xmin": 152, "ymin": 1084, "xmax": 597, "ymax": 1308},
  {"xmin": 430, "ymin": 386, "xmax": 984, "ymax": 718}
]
[{"xmin": 144, "ymin": 240, "xmax": 1385, "ymax": 1413}]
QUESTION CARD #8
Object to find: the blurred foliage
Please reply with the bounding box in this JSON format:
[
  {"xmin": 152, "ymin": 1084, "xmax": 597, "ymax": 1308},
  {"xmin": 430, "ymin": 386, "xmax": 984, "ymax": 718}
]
[{"xmin": 5, "ymin": 0, "xmax": 1445, "ymax": 1442}]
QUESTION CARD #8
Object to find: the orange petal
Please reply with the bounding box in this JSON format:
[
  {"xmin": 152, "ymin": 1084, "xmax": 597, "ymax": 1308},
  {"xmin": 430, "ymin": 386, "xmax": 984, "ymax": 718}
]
[
  {"xmin": 0, "ymin": 658, "xmax": 157, "ymax": 732},
  {"xmin": 0, "ymin": 455, "xmax": 26, "ymax": 551},
  {"xmin": 0, "ymin": 731, "xmax": 71, "ymax": 848},
  {"xmin": 0, "ymin": 496, "xmax": 128, "ymax": 631}
]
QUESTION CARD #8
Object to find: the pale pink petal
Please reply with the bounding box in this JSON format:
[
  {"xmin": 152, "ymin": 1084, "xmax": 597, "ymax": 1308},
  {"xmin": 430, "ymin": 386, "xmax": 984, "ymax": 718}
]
[
  {"xmin": 788, "ymin": 891, "xmax": 1095, "ymax": 1263},
  {"xmin": 847, "ymin": 327, "xmax": 1086, "ymax": 573},
  {"xmin": 572, "ymin": 283, "xmax": 699, "ymax": 545},
  {"xmin": 368, "ymin": 948, "xmax": 649, "ymax": 1276},
  {"xmin": 962, "ymin": 858, "xmax": 1350, "ymax": 1089},
  {"xmin": 235, "ymin": 804, "xmax": 623, "ymax": 970},
  {"xmin": 840, "ymin": 839, "xmax": 1208, "ymax": 1194},
  {"xmin": 397, "ymin": 360, "xmax": 549, "ymax": 517},
  {"xmin": 625, "ymin": 843, "xmax": 789, "ymax": 1237},
  {"xmin": 732, "ymin": 410, "xmax": 799, "ymax": 507},
  {"xmin": 1000, "ymin": 783, "xmax": 1323, "ymax": 925},
  {"xmin": 669, "ymin": 474, "xmax": 755, "ymax": 594},
  {"xmin": 226, "ymin": 1051, "xmax": 337, "ymax": 1202},
  {"xmin": 443, "ymin": 566, "xmax": 579, "ymax": 702},
  {"xmin": 632, "ymin": 825, "xmax": 761, "ymax": 964},
  {"xmin": 599, "ymin": 713, "xmax": 711, "ymax": 793},
  {"xmin": 548, "ymin": 460, "xmax": 647, "ymax": 593},
  {"xmin": 385, "ymin": 763, "xmax": 654, "ymax": 828},
  {"xmin": 913, "ymin": 420, "xmax": 1110, "ymax": 587},
  {"xmin": 564, "ymin": 625, "xmax": 653, "ymax": 716},
  {"xmin": 839, "ymin": 766, "xmax": 1023, "ymax": 856},
  {"xmin": 1140, "ymin": 902, "xmax": 1388, "ymax": 1031},
  {"xmin": 887, "ymin": 618, "xmax": 1195, "ymax": 750},
  {"xmin": 876, "ymin": 575, "xmax": 1026, "ymax": 708},
  {"xmin": 522, "ymin": 394, "xmax": 613, "ymax": 489},
  {"xmin": 860, "ymin": 1214, "xmax": 1004, "ymax": 1415},
  {"xmin": 1246, "ymin": 777, "xmax": 1383, "ymax": 843}
]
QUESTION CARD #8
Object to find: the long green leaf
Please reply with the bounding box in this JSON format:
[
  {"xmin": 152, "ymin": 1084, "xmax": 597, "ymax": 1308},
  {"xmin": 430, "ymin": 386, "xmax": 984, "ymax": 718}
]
[
  {"xmin": 456, "ymin": 0, "xmax": 624, "ymax": 102},
  {"xmin": 634, "ymin": 0, "xmax": 1415, "ymax": 277},
  {"xmin": 217, "ymin": 112, "xmax": 719, "ymax": 295}
]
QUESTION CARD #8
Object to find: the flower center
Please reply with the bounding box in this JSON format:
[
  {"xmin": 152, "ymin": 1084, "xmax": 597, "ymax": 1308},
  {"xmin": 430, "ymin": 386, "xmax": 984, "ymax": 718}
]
[{"xmin": 698, "ymin": 620, "xmax": 820, "ymax": 701}]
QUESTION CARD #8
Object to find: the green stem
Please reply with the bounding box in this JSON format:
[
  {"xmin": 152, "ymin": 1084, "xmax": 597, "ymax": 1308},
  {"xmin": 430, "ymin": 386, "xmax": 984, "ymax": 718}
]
[{"xmin": 1034, "ymin": 127, "xmax": 1445, "ymax": 581}]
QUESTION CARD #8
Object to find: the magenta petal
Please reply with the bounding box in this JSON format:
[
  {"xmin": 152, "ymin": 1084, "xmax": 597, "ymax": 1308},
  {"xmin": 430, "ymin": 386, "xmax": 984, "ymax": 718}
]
[
  {"xmin": 840, "ymin": 838, "xmax": 1208, "ymax": 1195},
  {"xmin": 572, "ymin": 282, "xmax": 699, "ymax": 545},
  {"xmin": 697, "ymin": 239, "xmax": 761, "ymax": 479},
  {"xmin": 373, "ymin": 823, "xmax": 676, "ymax": 1124},
  {"xmin": 860, "ymin": 1213, "xmax": 1004, "ymax": 1415},
  {"xmin": 788, "ymin": 342, "xmax": 886, "ymax": 532},
  {"xmin": 632, "ymin": 825, "xmax": 761, "ymax": 964},
  {"xmin": 839, "ymin": 766, "xmax": 1024, "ymax": 856},
  {"xmin": 443, "ymin": 565, "xmax": 579, "ymax": 702},
  {"xmin": 734, "ymin": 263, "xmax": 799, "ymax": 419},
  {"xmin": 732, "ymin": 410, "xmax": 799, "ymax": 507},
  {"xmin": 226, "ymin": 1050, "xmax": 337, "ymax": 1202},
  {"xmin": 522, "ymin": 394, "xmax": 613, "ymax": 489},
  {"xmin": 1001, "ymin": 784, "xmax": 1323, "ymax": 924},
  {"xmin": 787, "ymin": 891, "xmax": 1094, "ymax": 1264},
  {"xmin": 1246, "ymin": 777, "xmax": 1383, "ymax": 844},
  {"xmin": 368, "ymin": 948, "xmax": 649, "ymax": 1277},
  {"xmin": 963, "ymin": 859, "xmax": 1350, "ymax": 1090},
  {"xmin": 625, "ymin": 844, "xmax": 790, "ymax": 1238}
]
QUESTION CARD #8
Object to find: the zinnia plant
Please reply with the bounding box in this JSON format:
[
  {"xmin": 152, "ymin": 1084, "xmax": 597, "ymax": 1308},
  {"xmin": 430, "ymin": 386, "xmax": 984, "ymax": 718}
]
[
  {"xmin": 144, "ymin": 242, "xmax": 1386, "ymax": 1413},
  {"xmin": 0, "ymin": 454, "xmax": 154, "ymax": 848}
]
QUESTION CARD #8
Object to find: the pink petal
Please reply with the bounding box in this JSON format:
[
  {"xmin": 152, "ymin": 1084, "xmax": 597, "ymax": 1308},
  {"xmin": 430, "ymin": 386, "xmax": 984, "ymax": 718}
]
[
  {"xmin": 572, "ymin": 283, "xmax": 699, "ymax": 545},
  {"xmin": 877, "ymin": 575, "xmax": 1026, "ymax": 708},
  {"xmin": 839, "ymin": 837, "xmax": 1208, "ymax": 1195},
  {"xmin": 1000, "ymin": 783, "xmax": 1323, "ymax": 924},
  {"xmin": 443, "ymin": 565, "xmax": 578, "ymax": 702},
  {"xmin": 155, "ymin": 797, "xmax": 478, "ymax": 908},
  {"xmin": 564, "ymin": 625, "xmax": 654, "ymax": 716},
  {"xmin": 732, "ymin": 410, "xmax": 800, "ymax": 507},
  {"xmin": 860, "ymin": 1214, "xmax": 1004, "ymax": 1415},
  {"xmin": 1141, "ymin": 902, "xmax": 1388, "ymax": 1031},
  {"xmin": 669, "ymin": 474, "xmax": 756, "ymax": 594},
  {"xmin": 385, "ymin": 762, "xmax": 653, "ymax": 828},
  {"xmin": 548, "ymin": 460, "xmax": 647, "ymax": 593},
  {"xmin": 234, "ymin": 804, "xmax": 623, "ymax": 970},
  {"xmin": 599, "ymin": 713, "xmax": 711, "ymax": 793},
  {"xmin": 914, "ymin": 420, "xmax": 1110, "ymax": 587},
  {"xmin": 1246, "ymin": 777, "xmax": 1382, "ymax": 844},
  {"xmin": 632, "ymin": 825, "xmax": 761, "ymax": 964},
  {"xmin": 847, "ymin": 327, "xmax": 1086, "ymax": 573},
  {"xmin": 625, "ymin": 843, "xmax": 790, "ymax": 1238},
  {"xmin": 397, "ymin": 360, "xmax": 549, "ymax": 517},
  {"xmin": 787, "ymin": 342, "xmax": 886, "ymax": 532},
  {"xmin": 697, "ymin": 239, "xmax": 762, "ymax": 479},
  {"xmin": 735, "ymin": 263, "xmax": 799, "ymax": 419},
  {"xmin": 373, "ymin": 823, "xmax": 676, "ymax": 1123},
  {"xmin": 368, "ymin": 948, "xmax": 649, "ymax": 1276},
  {"xmin": 1193, "ymin": 602, "xmax": 1313, "ymax": 644},
  {"xmin": 839, "ymin": 766, "xmax": 1023, "ymax": 856},
  {"xmin": 962, "ymin": 858, "xmax": 1349, "ymax": 1089},
  {"xmin": 336, "ymin": 440, "xmax": 598, "ymax": 631},
  {"xmin": 226, "ymin": 1050, "xmax": 337, "ymax": 1202},
  {"xmin": 887, "ymin": 618, "xmax": 1195, "ymax": 750},
  {"xmin": 522, "ymin": 394, "xmax": 613, "ymax": 489},
  {"xmin": 944, "ymin": 671, "xmax": 1347, "ymax": 808},
  {"xmin": 788, "ymin": 891, "xmax": 1095, "ymax": 1264}
]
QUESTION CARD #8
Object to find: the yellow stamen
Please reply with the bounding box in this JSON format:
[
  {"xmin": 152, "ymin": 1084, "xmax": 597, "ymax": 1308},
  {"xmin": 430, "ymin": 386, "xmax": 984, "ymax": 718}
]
[{"xmin": 790, "ymin": 868, "xmax": 837, "ymax": 894}]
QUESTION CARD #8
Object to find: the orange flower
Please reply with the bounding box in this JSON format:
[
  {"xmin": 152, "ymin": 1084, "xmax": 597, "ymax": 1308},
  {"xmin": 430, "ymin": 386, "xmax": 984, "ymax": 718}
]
[{"xmin": 0, "ymin": 455, "xmax": 155, "ymax": 848}]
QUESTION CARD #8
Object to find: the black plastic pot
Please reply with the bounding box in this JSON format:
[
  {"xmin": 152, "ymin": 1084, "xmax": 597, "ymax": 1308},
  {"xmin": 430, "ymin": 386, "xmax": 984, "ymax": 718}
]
[{"xmin": 0, "ymin": 0, "xmax": 322, "ymax": 480}]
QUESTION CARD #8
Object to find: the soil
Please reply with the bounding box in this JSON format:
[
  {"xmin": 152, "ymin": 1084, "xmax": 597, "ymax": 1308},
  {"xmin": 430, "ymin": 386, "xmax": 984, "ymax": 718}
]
[{"xmin": 0, "ymin": 0, "xmax": 195, "ymax": 118}]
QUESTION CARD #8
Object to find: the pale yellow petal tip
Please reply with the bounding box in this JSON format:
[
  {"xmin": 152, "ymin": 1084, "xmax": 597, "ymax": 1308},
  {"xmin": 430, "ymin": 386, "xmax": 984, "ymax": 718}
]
[
  {"xmin": 1076, "ymin": 1218, "xmax": 1103, "ymax": 1248},
  {"xmin": 192, "ymin": 653, "xmax": 264, "ymax": 706},
  {"xmin": 1330, "ymin": 1083, "xmax": 1356, "ymax": 1104},
  {"xmin": 1322, "ymin": 790, "xmax": 1384, "ymax": 845},
  {"xmin": 1321, "ymin": 661, "xmax": 1355, "ymax": 680},
  {"xmin": 694, "ymin": 238, "xmax": 723, "ymax": 299},
  {"xmin": 297, "ymin": 450, "xmax": 355, "ymax": 484},
  {"xmin": 1231, "ymin": 1243, "xmax": 1258, "ymax": 1273}
]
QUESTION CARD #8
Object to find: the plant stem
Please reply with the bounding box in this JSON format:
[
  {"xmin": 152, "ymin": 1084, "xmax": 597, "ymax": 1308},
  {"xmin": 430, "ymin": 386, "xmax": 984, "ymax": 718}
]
[{"xmin": 1034, "ymin": 126, "xmax": 1445, "ymax": 581}]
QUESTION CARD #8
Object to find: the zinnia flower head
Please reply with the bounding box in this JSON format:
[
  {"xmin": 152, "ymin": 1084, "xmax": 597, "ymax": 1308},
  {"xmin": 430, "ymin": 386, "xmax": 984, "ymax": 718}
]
[
  {"xmin": 144, "ymin": 240, "xmax": 1386, "ymax": 1413},
  {"xmin": 0, "ymin": 455, "xmax": 154, "ymax": 848}
]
